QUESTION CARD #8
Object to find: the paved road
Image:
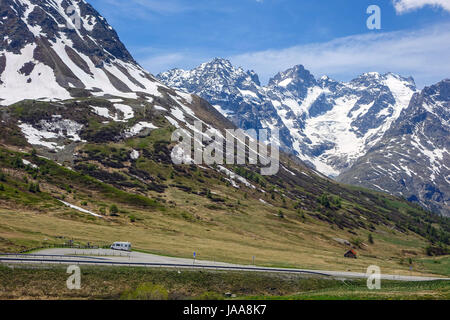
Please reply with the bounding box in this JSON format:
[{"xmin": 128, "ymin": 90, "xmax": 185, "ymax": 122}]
[{"xmin": 1, "ymin": 248, "xmax": 448, "ymax": 282}]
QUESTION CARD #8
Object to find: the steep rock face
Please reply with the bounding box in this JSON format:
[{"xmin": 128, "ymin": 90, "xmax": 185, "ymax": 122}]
[
  {"xmin": 158, "ymin": 60, "xmax": 450, "ymax": 216},
  {"xmin": 0, "ymin": 0, "xmax": 241, "ymax": 171},
  {"xmin": 3, "ymin": 1, "xmax": 447, "ymax": 217},
  {"xmin": 296, "ymin": 72, "xmax": 416, "ymax": 175},
  {"xmin": 338, "ymin": 79, "xmax": 450, "ymax": 216},
  {"xmin": 0, "ymin": 1, "xmax": 339, "ymax": 208},
  {"xmin": 158, "ymin": 59, "xmax": 294, "ymax": 150},
  {"xmin": 158, "ymin": 59, "xmax": 417, "ymax": 177},
  {"xmin": 0, "ymin": 0, "xmax": 164, "ymax": 105}
]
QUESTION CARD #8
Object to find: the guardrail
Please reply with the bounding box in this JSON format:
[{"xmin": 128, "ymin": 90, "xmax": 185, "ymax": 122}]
[
  {"xmin": 0, "ymin": 253, "xmax": 110, "ymax": 260},
  {"xmin": 0, "ymin": 256, "xmax": 332, "ymax": 277},
  {"xmin": 15, "ymin": 244, "xmax": 113, "ymax": 254},
  {"xmin": 2, "ymin": 256, "xmax": 449, "ymax": 281}
]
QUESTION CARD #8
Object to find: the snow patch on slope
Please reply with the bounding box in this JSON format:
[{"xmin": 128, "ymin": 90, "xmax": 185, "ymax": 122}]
[
  {"xmin": 125, "ymin": 122, "xmax": 157, "ymax": 138},
  {"xmin": 18, "ymin": 118, "xmax": 85, "ymax": 150},
  {"xmin": 59, "ymin": 200, "xmax": 103, "ymax": 218}
]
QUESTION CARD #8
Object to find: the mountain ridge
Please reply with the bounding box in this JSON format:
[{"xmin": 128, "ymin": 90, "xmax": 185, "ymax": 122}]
[
  {"xmin": 338, "ymin": 79, "xmax": 450, "ymax": 216},
  {"xmin": 0, "ymin": 0, "xmax": 167, "ymax": 106},
  {"xmin": 157, "ymin": 58, "xmax": 417, "ymax": 176},
  {"xmin": 157, "ymin": 58, "xmax": 449, "ymax": 216}
]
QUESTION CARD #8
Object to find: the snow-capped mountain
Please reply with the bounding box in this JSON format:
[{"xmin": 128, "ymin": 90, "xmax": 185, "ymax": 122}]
[
  {"xmin": 157, "ymin": 59, "xmax": 293, "ymax": 148},
  {"xmin": 0, "ymin": 0, "xmax": 165, "ymax": 105},
  {"xmin": 158, "ymin": 59, "xmax": 450, "ymax": 216},
  {"xmin": 0, "ymin": 0, "xmax": 235, "ymax": 163},
  {"xmin": 158, "ymin": 59, "xmax": 417, "ymax": 177},
  {"xmin": 338, "ymin": 79, "xmax": 450, "ymax": 216},
  {"xmin": 0, "ymin": 0, "xmax": 355, "ymax": 206}
]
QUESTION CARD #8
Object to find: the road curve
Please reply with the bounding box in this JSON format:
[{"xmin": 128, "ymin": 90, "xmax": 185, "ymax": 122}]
[{"xmin": 1, "ymin": 248, "xmax": 448, "ymax": 282}]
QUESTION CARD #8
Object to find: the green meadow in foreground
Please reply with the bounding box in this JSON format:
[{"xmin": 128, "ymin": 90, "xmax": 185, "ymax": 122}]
[{"xmin": 0, "ymin": 265, "xmax": 448, "ymax": 300}]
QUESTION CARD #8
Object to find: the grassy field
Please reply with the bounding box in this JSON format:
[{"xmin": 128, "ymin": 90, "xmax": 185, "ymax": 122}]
[
  {"xmin": 0, "ymin": 206, "xmax": 444, "ymax": 278},
  {"xmin": 417, "ymin": 256, "xmax": 450, "ymax": 277},
  {"xmin": 0, "ymin": 265, "xmax": 448, "ymax": 300},
  {"xmin": 0, "ymin": 103, "xmax": 449, "ymax": 284},
  {"xmin": 0, "ymin": 171, "xmax": 447, "ymax": 278}
]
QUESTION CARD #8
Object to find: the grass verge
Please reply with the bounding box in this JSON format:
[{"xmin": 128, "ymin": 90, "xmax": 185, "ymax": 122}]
[{"xmin": 0, "ymin": 265, "xmax": 448, "ymax": 300}]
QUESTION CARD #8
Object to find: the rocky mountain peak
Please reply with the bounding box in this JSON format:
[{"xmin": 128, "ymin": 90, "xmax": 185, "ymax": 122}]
[
  {"xmin": 158, "ymin": 59, "xmax": 423, "ymax": 180},
  {"xmin": 0, "ymin": 0, "xmax": 167, "ymax": 106},
  {"xmin": 1, "ymin": 0, "xmax": 134, "ymax": 63},
  {"xmin": 317, "ymin": 75, "xmax": 341, "ymax": 90},
  {"xmin": 268, "ymin": 64, "xmax": 316, "ymax": 88},
  {"xmin": 350, "ymin": 71, "xmax": 416, "ymax": 91},
  {"xmin": 338, "ymin": 79, "xmax": 450, "ymax": 216},
  {"xmin": 205, "ymin": 57, "xmax": 233, "ymax": 68},
  {"xmin": 157, "ymin": 58, "xmax": 262, "ymax": 96},
  {"xmin": 199, "ymin": 58, "xmax": 261, "ymax": 86},
  {"xmin": 423, "ymin": 78, "xmax": 450, "ymax": 102}
]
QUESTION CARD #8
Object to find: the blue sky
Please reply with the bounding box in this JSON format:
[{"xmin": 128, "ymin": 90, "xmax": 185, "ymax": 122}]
[{"xmin": 89, "ymin": 0, "xmax": 450, "ymax": 87}]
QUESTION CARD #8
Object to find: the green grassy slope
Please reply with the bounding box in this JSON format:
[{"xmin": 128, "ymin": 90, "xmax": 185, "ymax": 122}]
[
  {"xmin": 0, "ymin": 265, "xmax": 448, "ymax": 300},
  {"xmin": 0, "ymin": 97, "xmax": 449, "ymax": 277}
]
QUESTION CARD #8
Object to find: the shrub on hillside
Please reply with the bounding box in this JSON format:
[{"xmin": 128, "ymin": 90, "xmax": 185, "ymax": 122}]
[
  {"xmin": 28, "ymin": 183, "xmax": 40, "ymax": 193},
  {"xmin": 426, "ymin": 244, "xmax": 449, "ymax": 256},
  {"xmin": 368, "ymin": 234, "xmax": 374, "ymax": 244},
  {"xmin": 109, "ymin": 204, "xmax": 119, "ymax": 215}
]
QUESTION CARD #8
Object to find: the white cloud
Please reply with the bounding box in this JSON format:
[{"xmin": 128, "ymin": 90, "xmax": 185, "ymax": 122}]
[
  {"xmin": 228, "ymin": 23, "xmax": 450, "ymax": 88},
  {"xmin": 393, "ymin": 0, "xmax": 450, "ymax": 13},
  {"xmin": 142, "ymin": 53, "xmax": 185, "ymax": 71},
  {"xmin": 137, "ymin": 23, "xmax": 450, "ymax": 88},
  {"xmin": 139, "ymin": 51, "xmax": 211, "ymax": 75}
]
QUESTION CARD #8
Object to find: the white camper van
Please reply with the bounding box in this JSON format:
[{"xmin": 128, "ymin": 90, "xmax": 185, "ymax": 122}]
[{"xmin": 110, "ymin": 242, "xmax": 131, "ymax": 252}]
